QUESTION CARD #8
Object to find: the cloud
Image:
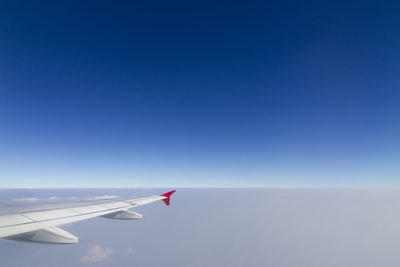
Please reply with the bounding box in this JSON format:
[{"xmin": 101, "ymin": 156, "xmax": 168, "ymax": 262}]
[
  {"xmin": 70, "ymin": 195, "xmax": 120, "ymax": 201},
  {"xmin": 80, "ymin": 244, "xmax": 114, "ymax": 263},
  {"xmin": 127, "ymin": 247, "xmax": 136, "ymax": 254},
  {"xmin": 12, "ymin": 195, "xmax": 119, "ymax": 203},
  {"xmin": 13, "ymin": 197, "xmax": 40, "ymax": 202},
  {"xmin": 91, "ymin": 195, "xmax": 119, "ymax": 200}
]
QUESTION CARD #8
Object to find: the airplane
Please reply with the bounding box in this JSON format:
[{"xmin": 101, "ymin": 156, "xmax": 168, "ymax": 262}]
[{"xmin": 0, "ymin": 190, "xmax": 175, "ymax": 244}]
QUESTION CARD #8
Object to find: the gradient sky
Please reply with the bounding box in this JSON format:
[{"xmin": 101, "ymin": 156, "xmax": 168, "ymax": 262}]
[{"xmin": 0, "ymin": 0, "xmax": 399, "ymax": 187}]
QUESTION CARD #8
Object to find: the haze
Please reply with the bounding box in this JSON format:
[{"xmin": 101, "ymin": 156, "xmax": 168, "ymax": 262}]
[{"xmin": 1, "ymin": 188, "xmax": 400, "ymax": 267}]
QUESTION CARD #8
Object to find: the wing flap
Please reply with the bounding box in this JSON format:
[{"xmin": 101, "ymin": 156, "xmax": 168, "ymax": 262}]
[
  {"xmin": 0, "ymin": 214, "xmax": 34, "ymax": 228},
  {"xmin": 70, "ymin": 204, "xmax": 110, "ymax": 214},
  {"xmin": 101, "ymin": 201, "xmax": 130, "ymax": 209},
  {"xmin": 24, "ymin": 208, "xmax": 80, "ymax": 221}
]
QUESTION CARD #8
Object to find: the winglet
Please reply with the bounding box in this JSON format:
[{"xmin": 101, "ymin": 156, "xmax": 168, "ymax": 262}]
[{"xmin": 160, "ymin": 190, "xmax": 176, "ymax": 206}]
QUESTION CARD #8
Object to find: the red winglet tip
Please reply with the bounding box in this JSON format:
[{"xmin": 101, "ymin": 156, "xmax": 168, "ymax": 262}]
[{"xmin": 161, "ymin": 190, "xmax": 176, "ymax": 206}]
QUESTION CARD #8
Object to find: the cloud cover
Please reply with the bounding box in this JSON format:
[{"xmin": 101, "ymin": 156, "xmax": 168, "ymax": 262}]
[
  {"xmin": 2, "ymin": 188, "xmax": 400, "ymax": 267},
  {"xmin": 80, "ymin": 244, "xmax": 114, "ymax": 263}
]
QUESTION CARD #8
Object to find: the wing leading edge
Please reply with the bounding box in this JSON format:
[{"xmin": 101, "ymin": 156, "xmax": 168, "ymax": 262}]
[{"xmin": 0, "ymin": 190, "xmax": 176, "ymax": 244}]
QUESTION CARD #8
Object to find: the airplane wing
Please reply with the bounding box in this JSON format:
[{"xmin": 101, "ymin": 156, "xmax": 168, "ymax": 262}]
[{"xmin": 0, "ymin": 190, "xmax": 175, "ymax": 244}]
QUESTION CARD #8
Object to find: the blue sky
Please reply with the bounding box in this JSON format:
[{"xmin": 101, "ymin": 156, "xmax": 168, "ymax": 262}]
[{"xmin": 0, "ymin": 0, "xmax": 399, "ymax": 187}]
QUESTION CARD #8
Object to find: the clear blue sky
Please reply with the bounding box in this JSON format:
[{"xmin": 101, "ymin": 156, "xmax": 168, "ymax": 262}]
[{"xmin": 0, "ymin": 0, "xmax": 399, "ymax": 187}]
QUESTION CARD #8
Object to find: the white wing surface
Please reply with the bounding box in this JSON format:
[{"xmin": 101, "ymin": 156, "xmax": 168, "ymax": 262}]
[{"xmin": 0, "ymin": 190, "xmax": 175, "ymax": 244}]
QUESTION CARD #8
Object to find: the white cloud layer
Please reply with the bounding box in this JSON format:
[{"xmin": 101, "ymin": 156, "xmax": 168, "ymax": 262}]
[
  {"xmin": 12, "ymin": 197, "xmax": 40, "ymax": 202},
  {"xmin": 80, "ymin": 244, "xmax": 114, "ymax": 263},
  {"xmin": 6, "ymin": 189, "xmax": 400, "ymax": 267},
  {"xmin": 91, "ymin": 195, "xmax": 119, "ymax": 200}
]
